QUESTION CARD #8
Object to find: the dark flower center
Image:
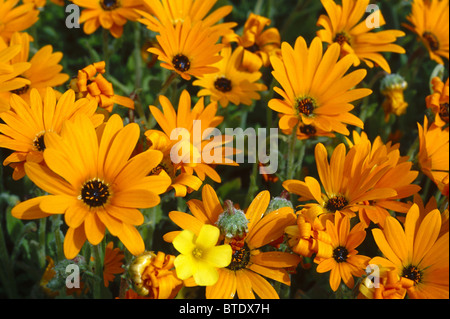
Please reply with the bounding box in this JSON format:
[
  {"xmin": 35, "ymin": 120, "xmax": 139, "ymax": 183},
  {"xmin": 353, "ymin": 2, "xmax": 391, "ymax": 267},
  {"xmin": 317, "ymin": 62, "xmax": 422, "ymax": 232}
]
[
  {"xmin": 333, "ymin": 246, "xmax": 348, "ymax": 263},
  {"xmin": 80, "ymin": 179, "xmax": 110, "ymax": 208},
  {"xmin": 296, "ymin": 97, "xmax": 315, "ymax": 116},
  {"xmin": 227, "ymin": 242, "xmax": 251, "ymax": 271},
  {"xmin": 245, "ymin": 43, "xmax": 260, "ymax": 53},
  {"xmin": 439, "ymin": 102, "xmax": 449, "ymax": 123},
  {"xmin": 299, "ymin": 124, "xmax": 317, "ymax": 136},
  {"xmin": 334, "ymin": 32, "xmax": 350, "ymax": 46},
  {"xmin": 101, "ymin": 0, "xmax": 120, "ymax": 10},
  {"xmin": 33, "ymin": 132, "xmax": 46, "ymax": 152},
  {"xmin": 402, "ymin": 265, "xmax": 422, "ymax": 285},
  {"xmin": 422, "ymin": 32, "xmax": 440, "ymax": 51},
  {"xmin": 214, "ymin": 77, "xmax": 232, "ymax": 93},
  {"xmin": 325, "ymin": 195, "xmax": 349, "ymax": 213},
  {"xmin": 172, "ymin": 54, "xmax": 191, "ymax": 72},
  {"xmin": 10, "ymin": 76, "xmax": 30, "ymax": 95}
]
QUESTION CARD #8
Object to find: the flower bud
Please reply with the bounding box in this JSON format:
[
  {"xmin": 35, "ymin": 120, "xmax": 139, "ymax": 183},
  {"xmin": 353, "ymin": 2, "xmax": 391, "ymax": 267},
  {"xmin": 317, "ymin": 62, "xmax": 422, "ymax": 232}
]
[{"xmin": 216, "ymin": 200, "xmax": 249, "ymax": 239}]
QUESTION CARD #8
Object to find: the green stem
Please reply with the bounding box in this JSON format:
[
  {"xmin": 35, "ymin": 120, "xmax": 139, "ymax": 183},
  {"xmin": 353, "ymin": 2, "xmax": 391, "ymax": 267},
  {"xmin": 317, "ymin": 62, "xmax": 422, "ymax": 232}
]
[
  {"xmin": 51, "ymin": 215, "xmax": 64, "ymax": 262},
  {"xmin": 91, "ymin": 243, "xmax": 104, "ymax": 299},
  {"xmin": 285, "ymin": 124, "xmax": 298, "ymax": 180},
  {"xmin": 159, "ymin": 72, "xmax": 178, "ymax": 96},
  {"xmin": 0, "ymin": 217, "xmax": 18, "ymax": 298},
  {"xmin": 102, "ymin": 28, "xmax": 110, "ymax": 75},
  {"xmin": 133, "ymin": 22, "xmax": 145, "ymax": 120},
  {"xmin": 244, "ymin": 161, "xmax": 259, "ymax": 208},
  {"xmin": 38, "ymin": 218, "xmax": 46, "ymax": 269}
]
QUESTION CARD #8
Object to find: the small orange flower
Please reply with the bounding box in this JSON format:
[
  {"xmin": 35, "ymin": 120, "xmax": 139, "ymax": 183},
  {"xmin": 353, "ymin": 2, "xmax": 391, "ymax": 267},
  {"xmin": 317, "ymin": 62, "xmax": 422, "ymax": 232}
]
[
  {"xmin": 70, "ymin": 61, "xmax": 134, "ymax": 112},
  {"xmin": 284, "ymin": 205, "xmax": 333, "ymax": 258},
  {"xmin": 315, "ymin": 212, "xmax": 370, "ymax": 292},
  {"xmin": 417, "ymin": 116, "xmax": 449, "ymax": 195},
  {"xmin": 224, "ymin": 13, "xmax": 281, "ymax": 72},
  {"xmin": 359, "ymin": 267, "xmax": 414, "ymax": 299},
  {"xmin": 129, "ymin": 251, "xmax": 183, "ymax": 299},
  {"xmin": 426, "ymin": 76, "xmax": 449, "ymax": 127},
  {"xmin": 103, "ymin": 241, "xmax": 125, "ymax": 288}
]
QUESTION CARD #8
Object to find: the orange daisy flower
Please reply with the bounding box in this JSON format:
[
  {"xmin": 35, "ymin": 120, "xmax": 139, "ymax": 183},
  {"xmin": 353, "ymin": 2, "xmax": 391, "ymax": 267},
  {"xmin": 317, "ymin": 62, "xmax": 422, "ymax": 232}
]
[
  {"xmin": 146, "ymin": 90, "xmax": 236, "ymax": 195},
  {"xmin": 371, "ymin": 204, "xmax": 449, "ymax": 298},
  {"xmin": 269, "ymin": 36, "xmax": 371, "ymax": 137},
  {"xmin": 223, "ymin": 12, "xmax": 281, "ymax": 72},
  {"xmin": 0, "ymin": 37, "xmax": 31, "ymax": 112},
  {"xmin": 317, "ymin": 0, "xmax": 406, "ymax": 73},
  {"xmin": 72, "ymin": 0, "xmax": 144, "ymax": 38},
  {"xmin": 0, "ymin": 87, "xmax": 103, "ymax": 180},
  {"xmin": 404, "ymin": 0, "xmax": 449, "ymax": 65},
  {"xmin": 147, "ymin": 17, "xmax": 223, "ymax": 81},
  {"xmin": 193, "ymin": 46, "xmax": 267, "ymax": 108},
  {"xmin": 345, "ymin": 131, "xmax": 421, "ymax": 227},
  {"xmin": 426, "ymin": 76, "xmax": 449, "ymax": 127},
  {"xmin": 283, "ymin": 142, "xmax": 398, "ymax": 219},
  {"xmin": 0, "ymin": 32, "xmax": 69, "ymax": 107},
  {"xmin": 103, "ymin": 241, "xmax": 125, "ymax": 288},
  {"xmin": 315, "ymin": 212, "xmax": 370, "ymax": 292},
  {"xmin": 417, "ymin": 116, "xmax": 449, "ymax": 195},
  {"xmin": 0, "ymin": 0, "xmax": 39, "ymax": 42},
  {"xmin": 11, "ymin": 114, "xmax": 171, "ymax": 259},
  {"xmin": 137, "ymin": 0, "xmax": 236, "ymax": 38}
]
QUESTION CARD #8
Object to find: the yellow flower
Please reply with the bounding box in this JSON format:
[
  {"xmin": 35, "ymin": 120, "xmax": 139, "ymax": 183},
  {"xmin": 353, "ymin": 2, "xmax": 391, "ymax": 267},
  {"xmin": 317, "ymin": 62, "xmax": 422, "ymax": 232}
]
[
  {"xmin": 269, "ymin": 36, "xmax": 371, "ymax": 137},
  {"xmin": 417, "ymin": 116, "xmax": 449, "ymax": 195},
  {"xmin": 426, "ymin": 76, "xmax": 449, "ymax": 127},
  {"xmin": 0, "ymin": 32, "xmax": 69, "ymax": 107},
  {"xmin": 0, "ymin": 0, "xmax": 39, "ymax": 42},
  {"xmin": 0, "ymin": 87, "xmax": 103, "ymax": 180},
  {"xmin": 317, "ymin": 0, "xmax": 406, "ymax": 73},
  {"xmin": 103, "ymin": 241, "xmax": 125, "ymax": 288},
  {"xmin": 315, "ymin": 212, "xmax": 370, "ymax": 292},
  {"xmin": 193, "ymin": 46, "xmax": 267, "ymax": 108},
  {"xmin": 173, "ymin": 224, "xmax": 232, "ymax": 286},
  {"xmin": 72, "ymin": 0, "xmax": 144, "ymax": 38},
  {"xmin": 283, "ymin": 142, "xmax": 398, "ymax": 219},
  {"xmin": 404, "ymin": 0, "xmax": 449, "ymax": 65},
  {"xmin": 129, "ymin": 251, "xmax": 183, "ymax": 298},
  {"xmin": 146, "ymin": 90, "xmax": 236, "ymax": 193},
  {"xmin": 11, "ymin": 114, "xmax": 171, "ymax": 259},
  {"xmin": 137, "ymin": 0, "xmax": 236, "ymax": 38},
  {"xmin": 223, "ymin": 13, "xmax": 281, "ymax": 72},
  {"xmin": 371, "ymin": 204, "xmax": 449, "ymax": 299},
  {"xmin": 380, "ymin": 74, "xmax": 409, "ymax": 122},
  {"xmin": 0, "ymin": 37, "xmax": 31, "ymax": 112},
  {"xmin": 69, "ymin": 61, "xmax": 134, "ymax": 112}
]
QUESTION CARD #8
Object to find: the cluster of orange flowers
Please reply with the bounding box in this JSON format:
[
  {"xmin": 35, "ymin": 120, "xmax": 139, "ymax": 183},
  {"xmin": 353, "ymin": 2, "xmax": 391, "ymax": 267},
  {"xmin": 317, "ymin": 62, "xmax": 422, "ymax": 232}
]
[{"xmin": 0, "ymin": 0, "xmax": 448, "ymax": 300}]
